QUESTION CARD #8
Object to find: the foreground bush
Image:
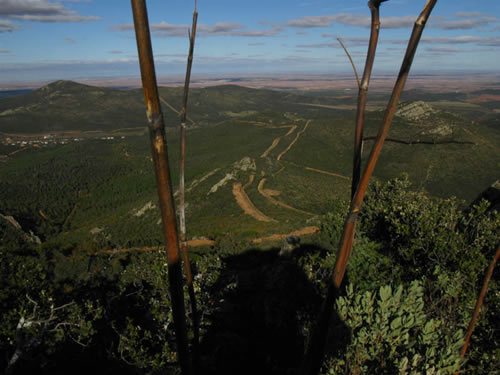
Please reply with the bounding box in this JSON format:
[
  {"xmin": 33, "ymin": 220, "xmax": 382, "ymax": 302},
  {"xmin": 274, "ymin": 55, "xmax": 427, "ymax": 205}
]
[
  {"xmin": 1, "ymin": 176, "xmax": 498, "ymax": 374},
  {"xmin": 325, "ymin": 282, "xmax": 463, "ymax": 375}
]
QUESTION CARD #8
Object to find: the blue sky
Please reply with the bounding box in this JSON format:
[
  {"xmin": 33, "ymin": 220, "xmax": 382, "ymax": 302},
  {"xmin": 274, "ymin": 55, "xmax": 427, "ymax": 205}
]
[{"xmin": 0, "ymin": 0, "xmax": 499, "ymax": 83}]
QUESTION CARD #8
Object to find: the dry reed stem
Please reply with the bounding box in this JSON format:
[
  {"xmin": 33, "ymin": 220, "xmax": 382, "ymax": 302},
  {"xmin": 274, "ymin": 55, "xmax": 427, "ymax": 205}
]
[
  {"xmin": 131, "ymin": 1, "xmax": 191, "ymax": 374},
  {"xmin": 301, "ymin": 2, "xmax": 437, "ymax": 374},
  {"xmin": 178, "ymin": 1, "xmax": 199, "ymax": 368},
  {"xmin": 337, "ymin": 38, "xmax": 360, "ymax": 89},
  {"xmin": 455, "ymin": 244, "xmax": 500, "ymax": 375},
  {"xmin": 351, "ymin": 0, "xmax": 384, "ymax": 200}
]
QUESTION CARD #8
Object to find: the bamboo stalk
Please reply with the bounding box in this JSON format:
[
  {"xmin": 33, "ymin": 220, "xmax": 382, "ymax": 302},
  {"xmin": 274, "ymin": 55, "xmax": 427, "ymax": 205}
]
[
  {"xmin": 455, "ymin": 244, "xmax": 500, "ymax": 375},
  {"xmin": 179, "ymin": 0, "xmax": 200, "ymax": 368},
  {"xmin": 301, "ymin": 2, "xmax": 437, "ymax": 374},
  {"xmin": 351, "ymin": 0, "xmax": 386, "ymax": 200},
  {"xmin": 130, "ymin": 1, "xmax": 191, "ymax": 374}
]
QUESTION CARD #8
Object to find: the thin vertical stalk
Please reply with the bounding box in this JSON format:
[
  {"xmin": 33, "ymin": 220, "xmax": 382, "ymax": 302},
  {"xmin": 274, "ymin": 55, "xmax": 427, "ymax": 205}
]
[
  {"xmin": 337, "ymin": 38, "xmax": 360, "ymax": 89},
  {"xmin": 302, "ymin": 2, "xmax": 437, "ymax": 374},
  {"xmin": 351, "ymin": 0, "xmax": 386, "ymax": 200},
  {"xmin": 130, "ymin": 1, "xmax": 191, "ymax": 374},
  {"xmin": 455, "ymin": 244, "xmax": 500, "ymax": 375},
  {"xmin": 179, "ymin": 0, "xmax": 199, "ymax": 368}
]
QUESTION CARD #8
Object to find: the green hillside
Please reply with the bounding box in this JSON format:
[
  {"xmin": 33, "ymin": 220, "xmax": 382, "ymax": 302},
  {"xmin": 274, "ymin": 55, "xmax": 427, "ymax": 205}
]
[{"xmin": 1, "ymin": 81, "xmax": 499, "ymax": 248}]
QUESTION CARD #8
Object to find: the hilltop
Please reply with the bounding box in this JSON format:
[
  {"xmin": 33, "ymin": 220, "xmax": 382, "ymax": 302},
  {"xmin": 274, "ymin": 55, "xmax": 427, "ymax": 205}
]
[
  {"xmin": 0, "ymin": 80, "xmax": 146, "ymax": 134},
  {"xmin": 0, "ymin": 80, "xmax": 311, "ymax": 135}
]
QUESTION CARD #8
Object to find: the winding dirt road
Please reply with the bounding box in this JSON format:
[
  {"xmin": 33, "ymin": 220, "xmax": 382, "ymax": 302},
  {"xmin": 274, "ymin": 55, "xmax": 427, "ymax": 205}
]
[
  {"xmin": 257, "ymin": 178, "xmax": 314, "ymax": 216},
  {"xmin": 232, "ymin": 178, "xmax": 276, "ymax": 222},
  {"xmin": 251, "ymin": 226, "xmax": 319, "ymax": 244},
  {"xmin": 261, "ymin": 138, "xmax": 281, "ymax": 158},
  {"xmin": 277, "ymin": 120, "xmax": 311, "ymax": 161},
  {"xmin": 305, "ymin": 167, "xmax": 351, "ymax": 181},
  {"xmin": 100, "ymin": 224, "xmax": 321, "ymax": 254}
]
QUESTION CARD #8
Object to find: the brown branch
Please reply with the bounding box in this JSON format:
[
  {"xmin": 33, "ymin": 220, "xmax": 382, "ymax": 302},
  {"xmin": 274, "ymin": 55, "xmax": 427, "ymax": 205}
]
[
  {"xmin": 301, "ymin": 1, "xmax": 437, "ymax": 374},
  {"xmin": 455, "ymin": 243, "xmax": 500, "ymax": 375},
  {"xmin": 337, "ymin": 38, "xmax": 360, "ymax": 89},
  {"xmin": 179, "ymin": 1, "xmax": 200, "ymax": 369},
  {"xmin": 130, "ymin": 1, "xmax": 191, "ymax": 375},
  {"xmin": 351, "ymin": 0, "xmax": 385, "ymax": 201}
]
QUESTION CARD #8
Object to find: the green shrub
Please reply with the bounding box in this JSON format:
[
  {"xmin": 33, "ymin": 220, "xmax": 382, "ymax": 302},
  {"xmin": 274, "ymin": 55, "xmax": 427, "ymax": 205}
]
[
  {"xmin": 361, "ymin": 175, "xmax": 499, "ymax": 283},
  {"xmin": 326, "ymin": 281, "xmax": 464, "ymax": 375}
]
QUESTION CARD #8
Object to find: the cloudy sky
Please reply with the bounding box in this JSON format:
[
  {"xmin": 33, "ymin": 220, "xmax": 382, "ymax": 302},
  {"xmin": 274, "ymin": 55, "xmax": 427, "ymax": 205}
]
[{"xmin": 0, "ymin": 0, "xmax": 499, "ymax": 83}]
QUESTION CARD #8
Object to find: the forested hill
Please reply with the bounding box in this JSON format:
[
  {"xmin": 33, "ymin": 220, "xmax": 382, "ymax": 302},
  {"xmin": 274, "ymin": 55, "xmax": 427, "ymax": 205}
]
[
  {"xmin": 2, "ymin": 80, "xmax": 499, "ymax": 136},
  {"xmin": 0, "ymin": 80, "xmax": 310, "ymax": 134},
  {"xmin": 0, "ymin": 81, "xmax": 145, "ymax": 134}
]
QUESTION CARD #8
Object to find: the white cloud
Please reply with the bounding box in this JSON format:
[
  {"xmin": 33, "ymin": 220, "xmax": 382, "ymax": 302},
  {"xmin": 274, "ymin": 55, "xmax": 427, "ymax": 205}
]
[
  {"xmin": 284, "ymin": 12, "xmax": 498, "ymax": 31},
  {"xmin": 0, "ymin": 20, "xmax": 18, "ymax": 32},
  {"xmin": 318, "ymin": 33, "xmax": 500, "ymax": 49},
  {"xmin": 421, "ymin": 36, "xmax": 500, "ymax": 47},
  {"xmin": 112, "ymin": 21, "xmax": 282, "ymax": 38},
  {"xmin": 432, "ymin": 13, "xmax": 498, "ymax": 30},
  {"xmin": 425, "ymin": 46, "xmax": 469, "ymax": 53},
  {"xmin": 0, "ymin": 0, "xmax": 100, "ymax": 22},
  {"xmin": 284, "ymin": 14, "xmax": 415, "ymax": 29}
]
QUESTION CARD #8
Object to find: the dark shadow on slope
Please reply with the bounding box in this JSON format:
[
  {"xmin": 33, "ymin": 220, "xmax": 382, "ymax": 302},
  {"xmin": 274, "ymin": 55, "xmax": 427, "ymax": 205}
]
[{"xmin": 200, "ymin": 244, "xmax": 349, "ymax": 375}]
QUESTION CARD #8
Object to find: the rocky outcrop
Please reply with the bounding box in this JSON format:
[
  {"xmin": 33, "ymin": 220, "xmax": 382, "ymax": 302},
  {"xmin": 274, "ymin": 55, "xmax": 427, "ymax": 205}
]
[
  {"xmin": 396, "ymin": 101, "xmax": 437, "ymax": 122},
  {"xmin": 208, "ymin": 157, "xmax": 256, "ymax": 194},
  {"xmin": 132, "ymin": 201, "xmax": 156, "ymax": 217},
  {"xmin": 0, "ymin": 213, "xmax": 42, "ymax": 244},
  {"xmin": 422, "ymin": 124, "xmax": 453, "ymax": 137}
]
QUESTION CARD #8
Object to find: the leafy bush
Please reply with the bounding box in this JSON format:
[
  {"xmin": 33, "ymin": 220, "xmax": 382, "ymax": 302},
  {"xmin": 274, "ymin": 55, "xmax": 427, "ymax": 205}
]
[
  {"xmin": 0, "ymin": 246, "xmax": 104, "ymax": 374},
  {"xmin": 361, "ymin": 175, "xmax": 499, "ymax": 282},
  {"xmin": 326, "ymin": 281, "xmax": 464, "ymax": 375},
  {"xmin": 318, "ymin": 176, "xmax": 499, "ymax": 374}
]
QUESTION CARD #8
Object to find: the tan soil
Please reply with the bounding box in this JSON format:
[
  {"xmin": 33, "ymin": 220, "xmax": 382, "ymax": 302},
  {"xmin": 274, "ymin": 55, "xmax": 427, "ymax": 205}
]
[
  {"xmin": 187, "ymin": 239, "xmax": 216, "ymax": 247},
  {"xmin": 257, "ymin": 178, "xmax": 314, "ymax": 216},
  {"xmin": 232, "ymin": 182, "xmax": 275, "ymax": 222},
  {"xmin": 238, "ymin": 120, "xmax": 294, "ymax": 129},
  {"xmin": 100, "ymin": 226, "xmax": 320, "ymax": 254},
  {"xmin": 252, "ymin": 226, "xmax": 320, "ymax": 244},
  {"xmin": 305, "ymin": 167, "xmax": 351, "ymax": 181},
  {"xmin": 296, "ymin": 102, "xmax": 381, "ymax": 111},
  {"xmin": 39, "ymin": 210, "xmax": 49, "ymax": 220},
  {"xmin": 277, "ymin": 120, "xmax": 311, "ymax": 161},
  {"xmin": 285, "ymin": 125, "xmax": 297, "ymax": 136},
  {"xmin": 263, "ymin": 189, "xmax": 281, "ymax": 196},
  {"xmin": 260, "ymin": 124, "xmax": 298, "ymax": 158},
  {"xmin": 261, "ymin": 137, "xmax": 281, "ymax": 158},
  {"xmin": 243, "ymin": 174, "xmax": 256, "ymax": 189}
]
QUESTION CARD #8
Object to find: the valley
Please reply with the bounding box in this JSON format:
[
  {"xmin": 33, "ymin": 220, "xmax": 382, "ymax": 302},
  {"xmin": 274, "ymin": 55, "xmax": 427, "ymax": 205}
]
[{"xmin": 1, "ymin": 80, "xmax": 499, "ymax": 250}]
